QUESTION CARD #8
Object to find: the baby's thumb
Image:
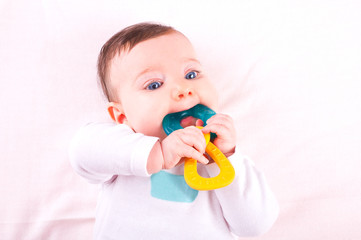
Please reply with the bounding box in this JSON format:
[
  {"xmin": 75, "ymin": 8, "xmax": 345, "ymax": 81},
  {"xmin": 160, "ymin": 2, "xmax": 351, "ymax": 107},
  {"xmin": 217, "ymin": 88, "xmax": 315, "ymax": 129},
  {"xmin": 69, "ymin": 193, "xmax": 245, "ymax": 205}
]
[{"xmin": 196, "ymin": 119, "xmax": 204, "ymax": 127}]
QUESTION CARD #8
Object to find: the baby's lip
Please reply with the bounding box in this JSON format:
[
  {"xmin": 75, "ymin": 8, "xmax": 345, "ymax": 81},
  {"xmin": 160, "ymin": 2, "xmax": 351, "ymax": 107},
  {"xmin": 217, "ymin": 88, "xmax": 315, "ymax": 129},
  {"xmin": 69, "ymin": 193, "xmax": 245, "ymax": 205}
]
[{"xmin": 180, "ymin": 116, "xmax": 198, "ymax": 128}]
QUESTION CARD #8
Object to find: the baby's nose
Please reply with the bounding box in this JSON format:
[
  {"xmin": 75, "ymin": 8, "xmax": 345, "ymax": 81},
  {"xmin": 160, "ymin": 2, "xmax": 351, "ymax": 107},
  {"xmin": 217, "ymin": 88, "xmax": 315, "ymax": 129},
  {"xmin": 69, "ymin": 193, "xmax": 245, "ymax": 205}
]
[{"xmin": 172, "ymin": 86, "xmax": 195, "ymax": 101}]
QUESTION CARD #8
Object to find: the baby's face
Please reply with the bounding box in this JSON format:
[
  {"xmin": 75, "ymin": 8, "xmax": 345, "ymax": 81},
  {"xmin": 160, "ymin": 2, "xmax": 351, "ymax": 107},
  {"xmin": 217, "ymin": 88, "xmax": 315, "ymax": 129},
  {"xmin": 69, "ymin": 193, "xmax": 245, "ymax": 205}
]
[{"xmin": 109, "ymin": 32, "xmax": 218, "ymax": 139}]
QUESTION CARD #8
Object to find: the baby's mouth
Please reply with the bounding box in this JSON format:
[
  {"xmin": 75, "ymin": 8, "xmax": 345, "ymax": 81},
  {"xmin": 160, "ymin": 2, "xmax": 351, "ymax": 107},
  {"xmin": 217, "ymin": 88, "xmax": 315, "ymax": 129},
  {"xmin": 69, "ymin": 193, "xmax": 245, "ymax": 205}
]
[
  {"xmin": 162, "ymin": 104, "xmax": 215, "ymax": 136},
  {"xmin": 180, "ymin": 116, "xmax": 197, "ymax": 128},
  {"xmin": 180, "ymin": 116, "xmax": 203, "ymax": 128}
]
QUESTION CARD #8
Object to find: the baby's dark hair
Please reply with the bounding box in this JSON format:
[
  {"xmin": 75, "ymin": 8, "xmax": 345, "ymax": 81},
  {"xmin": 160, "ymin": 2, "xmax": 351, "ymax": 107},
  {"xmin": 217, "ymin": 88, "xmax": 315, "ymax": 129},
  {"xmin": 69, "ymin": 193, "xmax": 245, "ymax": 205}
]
[{"xmin": 97, "ymin": 22, "xmax": 176, "ymax": 102}]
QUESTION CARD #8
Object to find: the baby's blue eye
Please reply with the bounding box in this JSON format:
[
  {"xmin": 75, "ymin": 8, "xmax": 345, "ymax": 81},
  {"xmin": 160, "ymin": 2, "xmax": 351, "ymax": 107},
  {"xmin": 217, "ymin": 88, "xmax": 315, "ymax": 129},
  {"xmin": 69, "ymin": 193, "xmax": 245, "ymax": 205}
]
[
  {"xmin": 146, "ymin": 81, "xmax": 162, "ymax": 90},
  {"xmin": 185, "ymin": 71, "xmax": 198, "ymax": 80}
]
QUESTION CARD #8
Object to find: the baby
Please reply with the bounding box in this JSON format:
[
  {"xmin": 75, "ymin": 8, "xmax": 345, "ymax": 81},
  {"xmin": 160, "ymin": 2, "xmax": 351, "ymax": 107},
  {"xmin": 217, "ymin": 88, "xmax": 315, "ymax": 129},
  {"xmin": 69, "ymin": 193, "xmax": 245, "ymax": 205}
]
[{"xmin": 69, "ymin": 22, "xmax": 279, "ymax": 239}]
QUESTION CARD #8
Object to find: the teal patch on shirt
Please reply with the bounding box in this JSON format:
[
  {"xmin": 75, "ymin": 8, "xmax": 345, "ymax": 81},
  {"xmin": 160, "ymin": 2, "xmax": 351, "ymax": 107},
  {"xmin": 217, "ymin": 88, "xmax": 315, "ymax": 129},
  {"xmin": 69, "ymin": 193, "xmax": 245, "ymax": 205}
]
[{"xmin": 151, "ymin": 171, "xmax": 198, "ymax": 203}]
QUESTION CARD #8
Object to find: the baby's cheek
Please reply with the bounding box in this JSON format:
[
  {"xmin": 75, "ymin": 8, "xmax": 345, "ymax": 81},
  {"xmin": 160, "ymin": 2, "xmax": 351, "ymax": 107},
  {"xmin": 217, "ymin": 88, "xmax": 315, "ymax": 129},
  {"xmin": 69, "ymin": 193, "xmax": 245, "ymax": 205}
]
[{"xmin": 205, "ymin": 90, "xmax": 219, "ymax": 111}]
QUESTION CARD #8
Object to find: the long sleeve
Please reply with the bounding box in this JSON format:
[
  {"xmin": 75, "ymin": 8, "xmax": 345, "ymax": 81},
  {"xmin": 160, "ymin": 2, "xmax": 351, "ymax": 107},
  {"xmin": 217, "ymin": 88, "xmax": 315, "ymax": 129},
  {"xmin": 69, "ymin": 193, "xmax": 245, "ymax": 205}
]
[
  {"xmin": 68, "ymin": 123, "xmax": 159, "ymax": 184},
  {"xmin": 205, "ymin": 149, "xmax": 279, "ymax": 237}
]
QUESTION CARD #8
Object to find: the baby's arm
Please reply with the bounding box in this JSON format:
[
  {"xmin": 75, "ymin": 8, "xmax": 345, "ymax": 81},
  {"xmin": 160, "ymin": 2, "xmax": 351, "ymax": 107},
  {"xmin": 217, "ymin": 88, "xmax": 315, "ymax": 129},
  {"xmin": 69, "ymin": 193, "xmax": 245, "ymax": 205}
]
[
  {"xmin": 208, "ymin": 152, "xmax": 279, "ymax": 237},
  {"xmin": 69, "ymin": 123, "xmax": 210, "ymax": 182},
  {"xmin": 69, "ymin": 123, "xmax": 159, "ymax": 183},
  {"xmin": 201, "ymin": 114, "xmax": 279, "ymax": 237}
]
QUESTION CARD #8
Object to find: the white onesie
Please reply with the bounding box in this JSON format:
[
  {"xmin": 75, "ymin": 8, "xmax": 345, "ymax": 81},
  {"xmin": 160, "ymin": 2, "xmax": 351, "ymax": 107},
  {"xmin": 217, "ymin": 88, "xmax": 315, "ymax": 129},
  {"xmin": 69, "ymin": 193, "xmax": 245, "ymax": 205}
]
[{"xmin": 69, "ymin": 123, "xmax": 279, "ymax": 239}]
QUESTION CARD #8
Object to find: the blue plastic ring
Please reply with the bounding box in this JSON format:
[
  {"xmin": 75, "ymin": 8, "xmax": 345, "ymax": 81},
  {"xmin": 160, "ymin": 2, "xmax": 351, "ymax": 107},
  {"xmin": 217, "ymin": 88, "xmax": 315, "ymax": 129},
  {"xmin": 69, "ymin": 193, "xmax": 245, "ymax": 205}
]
[{"xmin": 162, "ymin": 104, "xmax": 216, "ymax": 136}]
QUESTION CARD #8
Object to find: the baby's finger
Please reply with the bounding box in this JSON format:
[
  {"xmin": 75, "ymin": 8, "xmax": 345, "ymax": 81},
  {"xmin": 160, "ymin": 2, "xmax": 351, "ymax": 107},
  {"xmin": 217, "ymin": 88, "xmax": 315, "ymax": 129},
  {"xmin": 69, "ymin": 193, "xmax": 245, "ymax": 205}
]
[
  {"xmin": 206, "ymin": 114, "xmax": 233, "ymax": 126},
  {"xmin": 181, "ymin": 127, "xmax": 207, "ymax": 152},
  {"xmin": 182, "ymin": 146, "xmax": 209, "ymax": 164},
  {"xmin": 202, "ymin": 123, "xmax": 229, "ymax": 139},
  {"xmin": 203, "ymin": 115, "xmax": 234, "ymax": 134}
]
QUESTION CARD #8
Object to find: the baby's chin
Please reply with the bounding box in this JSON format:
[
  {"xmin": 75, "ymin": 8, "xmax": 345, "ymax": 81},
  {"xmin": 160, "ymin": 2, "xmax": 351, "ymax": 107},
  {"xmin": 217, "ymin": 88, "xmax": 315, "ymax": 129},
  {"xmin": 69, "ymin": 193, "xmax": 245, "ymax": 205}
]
[
  {"xmin": 128, "ymin": 124, "xmax": 166, "ymax": 140},
  {"xmin": 155, "ymin": 131, "xmax": 167, "ymax": 141}
]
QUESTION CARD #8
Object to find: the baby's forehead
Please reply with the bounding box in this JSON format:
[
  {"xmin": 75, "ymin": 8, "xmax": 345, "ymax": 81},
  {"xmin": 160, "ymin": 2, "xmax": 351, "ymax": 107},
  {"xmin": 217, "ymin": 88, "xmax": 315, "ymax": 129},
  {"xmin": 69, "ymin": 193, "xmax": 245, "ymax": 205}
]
[
  {"xmin": 116, "ymin": 31, "xmax": 187, "ymax": 55},
  {"xmin": 108, "ymin": 32, "xmax": 200, "ymax": 86},
  {"xmin": 112, "ymin": 33, "xmax": 196, "ymax": 65}
]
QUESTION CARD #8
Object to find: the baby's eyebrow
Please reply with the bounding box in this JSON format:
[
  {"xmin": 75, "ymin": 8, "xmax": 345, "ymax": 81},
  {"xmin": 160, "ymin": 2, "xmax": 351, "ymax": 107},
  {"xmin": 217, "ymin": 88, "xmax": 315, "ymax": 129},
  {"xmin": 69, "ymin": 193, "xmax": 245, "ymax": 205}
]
[
  {"xmin": 134, "ymin": 67, "xmax": 156, "ymax": 80},
  {"xmin": 184, "ymin": 58, "xmax": 201, "ymax": 65}
]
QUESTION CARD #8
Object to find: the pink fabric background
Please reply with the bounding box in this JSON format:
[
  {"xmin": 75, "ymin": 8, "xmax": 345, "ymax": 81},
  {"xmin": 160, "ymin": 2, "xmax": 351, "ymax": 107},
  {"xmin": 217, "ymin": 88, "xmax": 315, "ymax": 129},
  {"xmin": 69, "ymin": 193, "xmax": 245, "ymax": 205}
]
[{"xmin": 1, "ymin": 0, "xmax": 360, "ymax": 239}]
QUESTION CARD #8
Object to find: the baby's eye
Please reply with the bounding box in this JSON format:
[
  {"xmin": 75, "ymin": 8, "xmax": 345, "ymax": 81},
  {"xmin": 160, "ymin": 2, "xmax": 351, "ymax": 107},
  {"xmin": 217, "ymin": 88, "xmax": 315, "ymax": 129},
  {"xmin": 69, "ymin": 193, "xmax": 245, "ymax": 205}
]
[
  {"xmin": 146, "ymin": 81, "xmax": 163, "ymax": 90},
  {"xmin": 185, "ymin": 71, "xmax": 198, "ymax": 80}
]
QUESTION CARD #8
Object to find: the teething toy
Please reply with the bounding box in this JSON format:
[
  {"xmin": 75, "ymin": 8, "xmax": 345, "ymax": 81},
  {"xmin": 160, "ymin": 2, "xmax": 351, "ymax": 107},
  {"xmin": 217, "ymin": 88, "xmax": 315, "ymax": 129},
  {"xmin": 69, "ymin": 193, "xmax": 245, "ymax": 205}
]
[{"xmin": 162, "ymin": 104, "xmax": 235, "ymax": 190}]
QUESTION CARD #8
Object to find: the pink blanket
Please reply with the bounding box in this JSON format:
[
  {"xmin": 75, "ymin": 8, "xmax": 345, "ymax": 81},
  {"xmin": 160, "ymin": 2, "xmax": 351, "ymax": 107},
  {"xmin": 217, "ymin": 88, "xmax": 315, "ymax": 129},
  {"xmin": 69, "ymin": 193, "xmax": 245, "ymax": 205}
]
[{"xmin": 1, "ymin": 0, "xmax": 360, "ymax": 239}]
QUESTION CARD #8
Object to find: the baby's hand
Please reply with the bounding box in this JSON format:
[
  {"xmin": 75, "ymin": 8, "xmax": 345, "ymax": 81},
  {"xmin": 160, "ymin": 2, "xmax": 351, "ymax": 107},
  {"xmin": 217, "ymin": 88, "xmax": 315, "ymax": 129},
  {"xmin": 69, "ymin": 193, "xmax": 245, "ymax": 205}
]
[
  {"xmin": 202, "ymin": 114, "xmax": 236, "ymax": 157},
  {"xmin": 161, "ymin": 126, "xmax": 209, "ymax": 169}
]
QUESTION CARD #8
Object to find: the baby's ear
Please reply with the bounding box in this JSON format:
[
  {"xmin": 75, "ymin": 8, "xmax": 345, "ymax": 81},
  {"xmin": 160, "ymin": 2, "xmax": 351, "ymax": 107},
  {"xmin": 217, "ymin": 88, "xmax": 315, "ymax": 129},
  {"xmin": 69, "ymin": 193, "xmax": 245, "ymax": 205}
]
[{"xmin": 107, "ymin": 102, "xmax": 127, "ymax": 124}]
